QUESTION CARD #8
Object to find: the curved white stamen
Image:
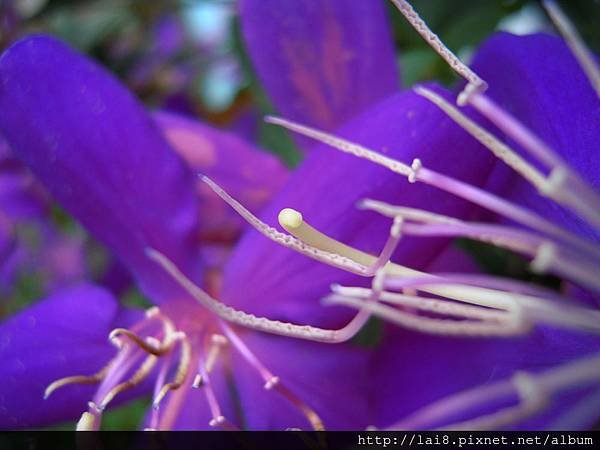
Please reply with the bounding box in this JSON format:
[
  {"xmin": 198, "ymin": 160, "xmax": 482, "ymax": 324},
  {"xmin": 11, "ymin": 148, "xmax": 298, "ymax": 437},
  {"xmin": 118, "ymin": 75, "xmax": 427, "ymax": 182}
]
[
  {"xmin": 389, "ymin": 353, "xmax": 600, "ymax": 431},
  {"xmin": 201, "ymin": 175, "xmax": 367, "ymax": 275},
  {"xmin": 530, "ymin": 241, "xmax": 556, "ymax": 274},
  {"xmin": 359, "ymin": 199, "xmax": 461, "ymax": 225},
  {"xmin": 153, "ymin": 335, "xmax": 192, "ymax": 409},
  {"xmin": 325, "ymin": 294, "xmax": 527, "ymax": 337},
  {"xmin": 332, "ymin": 286, "xmax": 513, "ymax": 323},
  {"xmin": 443, "ymin": 372, "xmax": 548, "ymax": 430},
  {"xmin": 264, "ymin": 116, "xmax": 413, "ymax": 177},
  {"xmin": 388, "ymin": 0, "xmax": 487, "ymax": 102}
]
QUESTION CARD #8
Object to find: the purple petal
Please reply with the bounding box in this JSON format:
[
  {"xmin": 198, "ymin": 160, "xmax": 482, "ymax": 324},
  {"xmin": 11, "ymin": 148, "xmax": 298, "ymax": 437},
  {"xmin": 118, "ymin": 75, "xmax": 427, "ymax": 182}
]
[
  {"xmin": 0, "ymin": 35, "xmax": 200, "ymax": 302},
  {"xmin": 240, "ymin": 0, "xmax": 399, "ymax": 145},
  {"xmin": 372, "ymin": 326, "xmax": 600, "ymax": 429},
  {"xmin": 231, "ymin": 332, "xmax": 371, "ymax": 430},
  {"xmin": 472, "ymin": 32, "xmax": 600, "ymax": 241},
  {"xmin": 222, "ymin": 87, "xmax": 495, "ymax": 328},
  {"xmin": 0, "ymin": 283, "xmax": 122, "ymax": 428},
  {"xmin": 154, "ymin": 111, "xmax": 288, "ymax": 243}
]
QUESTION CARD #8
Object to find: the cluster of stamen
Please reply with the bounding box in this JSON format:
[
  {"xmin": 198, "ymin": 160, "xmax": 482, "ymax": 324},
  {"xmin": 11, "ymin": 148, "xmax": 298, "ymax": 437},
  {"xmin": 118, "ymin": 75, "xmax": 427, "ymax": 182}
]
[{"xmin": 45, "ymin": 303, "xmax": 325, "ymax": 430}]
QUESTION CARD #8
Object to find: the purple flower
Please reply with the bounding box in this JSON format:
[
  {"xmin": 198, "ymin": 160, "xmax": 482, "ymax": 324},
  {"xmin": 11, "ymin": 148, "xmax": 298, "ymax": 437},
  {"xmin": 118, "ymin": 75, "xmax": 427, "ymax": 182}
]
[{"xmin": 0, "ymin": 0, "xmax": 598, "ymax": 432}]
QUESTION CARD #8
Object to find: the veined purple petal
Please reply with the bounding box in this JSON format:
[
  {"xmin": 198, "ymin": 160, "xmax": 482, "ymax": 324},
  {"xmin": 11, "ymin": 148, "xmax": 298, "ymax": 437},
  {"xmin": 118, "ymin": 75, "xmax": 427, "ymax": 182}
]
[
  {"xmin": 231, "ymin": 332, "xmax": 371, "ymax": 430},
  {"xmin": 0, "ymin": 283, "xmax": 129, "ymax": 428},
  {"xmin": 372, "ymin": 326, "xmax": 600, "ymax": 430},
  {"xmin": 0, "ymin": 35, "xmax": 200, "ymax": 302},
  {"xmin": 472, "ymin": 32, "xmax": 600, "ymax": 242},
  {"xmin": 154, "ymin": 111, "xmax": 288, "ymax": 242},
  {"xmin": 222, "ymin": 87, "xmax": 495, "ymax": 328},
  {"xmin": 239, "ymin": 0, "xmax": 399, "ymax": 145}
]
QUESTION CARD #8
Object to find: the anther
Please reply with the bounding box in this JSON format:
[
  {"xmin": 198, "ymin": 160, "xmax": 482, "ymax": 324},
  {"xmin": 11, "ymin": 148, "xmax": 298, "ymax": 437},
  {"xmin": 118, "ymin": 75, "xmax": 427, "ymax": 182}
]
[
  {"xmin": 391, "ymin": 216, "xmax": 403, "ymax": 239},
  {"xmin": 372, "ymin": 269, "xmax": 386, "ymax": 295},
  {"xmin": 540, "ymin": 167, "xmax": 568, "ymax": 196},
  {"xmin": 512, "ymin": 372, "xmax": 547, "ymax": 409},
  {"xmin": 99, "ymin": 354, "xmax": 158, "ymax": 410},
  {"xmin": 145, "ymin": 307, "xmax": 160, "ymax": 318},
  {"xmin": 209, "ymin": 416, "xmax": 226, "ymax": 427},
  {"xmin": 389, "ymin": 0, "xmax": 487, "ymax": 92},
  {"xmin": 530, "ymin": 241, "xmax": 556, "ymax": 274},
  {"xmin": 409, "ymin": 158, "xmax": 422, "ymax": 183},
  {"xmin": 264, "ymin": 376, "xmax": 280, "ymax": 390},
  {"xmin": 211, "ymin": 334, "xmax": 227, "ymax": 346},
  {"xmin": 153, "ymin": 337, "xmax": 192, "ymax": 409},
  {"xmin": 192, "ymin": 374, "xmax": 204, "ymax": 388},
  {"xmin": 108, "ymin": 328, "xmax": 163, "ymax": 355},
  {"xmin": 88, "ymin": 401, "xmax": 103, "ymax": 413}
]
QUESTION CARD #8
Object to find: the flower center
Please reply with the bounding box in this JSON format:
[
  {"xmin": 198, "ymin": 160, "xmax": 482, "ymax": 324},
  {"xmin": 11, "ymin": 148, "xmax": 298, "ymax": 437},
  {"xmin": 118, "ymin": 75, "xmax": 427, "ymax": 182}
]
[{"xmin": 44, "ymin": 305, "xmax": 324, "ymax": 430}]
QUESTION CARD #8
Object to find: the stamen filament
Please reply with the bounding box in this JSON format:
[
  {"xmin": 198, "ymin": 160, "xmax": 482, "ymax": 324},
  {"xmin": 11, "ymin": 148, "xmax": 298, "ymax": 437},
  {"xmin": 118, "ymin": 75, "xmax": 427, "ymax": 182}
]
[
  {"xmin": 388, "ymin": 0, "xmax": 487, "ymax": 103},
  {"xmin": 416, "ymin": 88, "xmax": 595, "ymax": 225},
  {"xmin": 359, "ymin": 199, "xmax": 461, "ymax": 225},
  {"xmin": 204, "ymin": 334, "xmax": 228, "ymax": 374},
  {"xmin": 149, "ymin": 355, "xmax": 172, "ymax": 430},
  {"xmin": 381, "ymin": 274, "xmax": 600, "ymax": 333},
  {"xmin": 331, "ymin": 285, "xmax": 514, "ymax": 323},
  {"xmin": 44, "ymin": 363, "xmax": 111, "ymax": 400},
  {"xmin": 109, "ymin": 328, "xmax": 165, "ymax": 356},
  {"xmin": 543, "ymin": 0, "xmax": 600, "ymax": 98},
  {"xmin": 441, "ymin": 373, "xmax": 547, "ymax": 430},
  {"xmin": 387, "ymin": 352, "xmax": 600, "ymax": 430},
  {"xmin": 222, "ymin": 324, "xmax": 325, "ymax": 431},
  {"xmin": 324, "ymin": 294, "xmax": 527, "ymax": 337},
  {"xmin": 99, "ymin": 353, "xmax": 158, "ymax": 410},
  {"xmin": 153, "ymin": 335, "xmax": 192, "ymax": 409},
  {"xmin": 195, "ymin": 354, "xmax": 239, "ymax": 430}
]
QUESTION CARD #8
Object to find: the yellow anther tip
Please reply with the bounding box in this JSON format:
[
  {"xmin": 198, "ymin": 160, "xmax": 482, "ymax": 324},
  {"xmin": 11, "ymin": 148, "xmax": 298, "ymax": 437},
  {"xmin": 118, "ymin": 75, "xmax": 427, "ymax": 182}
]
[{"xmin": 278, "ymin": 208, "xmax": 303, "ymax": 229}]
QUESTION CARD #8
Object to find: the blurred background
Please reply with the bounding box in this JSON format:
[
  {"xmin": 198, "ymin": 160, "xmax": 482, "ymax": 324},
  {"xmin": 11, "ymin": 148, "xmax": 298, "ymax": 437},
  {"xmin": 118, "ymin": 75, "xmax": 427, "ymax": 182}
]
[{"xmin": 1, "ymin": 0, "xmax": 599, "ymax": 429}]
